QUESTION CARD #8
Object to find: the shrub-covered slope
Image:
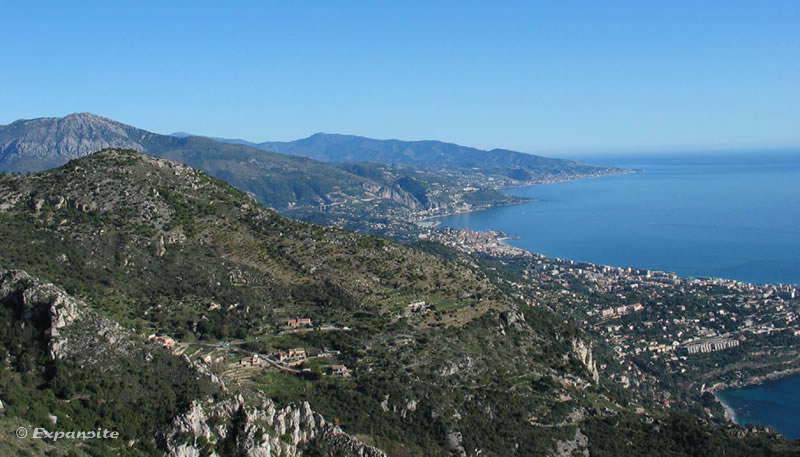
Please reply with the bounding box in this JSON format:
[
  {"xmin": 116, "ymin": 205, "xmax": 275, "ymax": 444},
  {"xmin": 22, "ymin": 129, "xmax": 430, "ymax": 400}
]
[{"xmin": 0, "ymin": 149, "xmax": 796, "ymax": 456}]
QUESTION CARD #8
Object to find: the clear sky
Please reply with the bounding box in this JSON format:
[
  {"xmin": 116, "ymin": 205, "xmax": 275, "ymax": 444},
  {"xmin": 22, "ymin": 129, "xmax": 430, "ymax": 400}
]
[{"xmin": 1, "ymin": 1, "xmax": 798, "ymax": 154}]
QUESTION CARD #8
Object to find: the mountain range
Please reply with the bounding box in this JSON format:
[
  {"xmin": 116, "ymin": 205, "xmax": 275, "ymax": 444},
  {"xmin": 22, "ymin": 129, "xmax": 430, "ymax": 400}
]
[
  {"xmin": 190, "ymin": 131, "xmax": 609, "ymax": 178},
  {"xmin": 0, "ymin": 113, "xmax": 391, "ymax": 208},
  {"xmin": 0, "ymin": 114, "xmax": 626, "ymax": 237}
]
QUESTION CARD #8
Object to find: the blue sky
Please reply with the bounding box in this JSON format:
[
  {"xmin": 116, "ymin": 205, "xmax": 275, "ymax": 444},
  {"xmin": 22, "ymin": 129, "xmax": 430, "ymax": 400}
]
[{"xmin": 1, "ymin": 1, "xmax": 798, "ymax": 154}]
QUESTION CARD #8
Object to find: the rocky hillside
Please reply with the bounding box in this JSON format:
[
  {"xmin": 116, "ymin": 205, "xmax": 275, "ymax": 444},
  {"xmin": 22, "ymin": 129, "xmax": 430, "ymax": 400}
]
[
  {"xmin": 0, "ymin": 149, "xmax": 588, "ymax": 454},
  {"xmin": 1, "ymin": 149, "xmax": 797, "ymax": 456},
  {"xmin": 164, "ymin": 394, "xmax": 386, "ymax": 457},
  {"xmin": 0, "ymin": 149, "xmax": 504, "ymax": 335},
  {"xmin": 0, "ymin": 269, "xmax": 385, "ymax": 456}
]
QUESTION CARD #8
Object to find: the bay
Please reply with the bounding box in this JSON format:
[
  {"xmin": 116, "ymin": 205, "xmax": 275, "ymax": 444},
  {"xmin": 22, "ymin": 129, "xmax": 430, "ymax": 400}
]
[
  {"xmin": 435, "ymin": 150, "xmax": 800, "ymax": 285},
  {"xmin": 715, "ymin": 374, "xmax": 800, "ymax": 439}
]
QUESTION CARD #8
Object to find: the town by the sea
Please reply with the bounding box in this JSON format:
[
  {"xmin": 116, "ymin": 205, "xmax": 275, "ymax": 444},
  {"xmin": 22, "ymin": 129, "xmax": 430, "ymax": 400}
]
[
  {"xmin": 435, "ymin": 150, "xmax": 800, "ymax": 439},
  {"xmin": 437, "ymin": 150, "xmax": 800, "ymax": 285}
]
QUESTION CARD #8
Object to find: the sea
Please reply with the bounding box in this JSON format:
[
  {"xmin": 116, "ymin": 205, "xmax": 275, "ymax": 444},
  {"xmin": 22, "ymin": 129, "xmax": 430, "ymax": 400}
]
[
  {"xmin": 714, "ymin": 374, "xmax": 800, "ymax": 439},
  {"xmin": 436, "ymin": 151, "xmax": 800, "ymax": 285},
  {"xmin": 434, "ymin": 150, "xmax": 800, "ymax": 439}
]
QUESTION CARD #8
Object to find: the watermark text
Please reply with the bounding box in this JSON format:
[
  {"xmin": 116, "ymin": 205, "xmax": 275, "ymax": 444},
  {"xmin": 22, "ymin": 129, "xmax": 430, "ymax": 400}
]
[{"xmin": 15, "ymin": 426, "xmax": 119, "ymax": 441}]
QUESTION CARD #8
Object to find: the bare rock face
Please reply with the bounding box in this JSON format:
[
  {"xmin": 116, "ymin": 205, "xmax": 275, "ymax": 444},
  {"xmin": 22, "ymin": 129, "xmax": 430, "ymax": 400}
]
[
  {"xmin": 500, "ymin": 309, "xmax": 527, "ymax": 329},
  {"xmin": 0, "ymin": 113, "xmax": 145, "ymax": 167},
  {"xmin": 446, "ymin": 430, "xmax": 466, "ymax": 457},
  {"xmin": 361, "ymin": 182, "xmax": 422, "ymax": 210},
  {"xmin": 164, "ymin": 394, "xmax": 386, "ymax": 457},
  {"xmin": 436, "ymin": 356, "xmax": 475, "ymax": 377},
  {"xmin": 156, "ymin": 234, "xmax": 167, "ymax": 257},
  {"xmin": 554, "ymin": 427, "xmax": 589, "ymax": 457},
  {"xmin": 0, "ymin": 269, "xmax": 138, "ymax": 361},
  {"xmin": 569, "ymin": 338, "xmax": 600, "ymax": 384},
  {"xmin": 0, "ymin": 269, "xmax": 84, "ymax": 359}
]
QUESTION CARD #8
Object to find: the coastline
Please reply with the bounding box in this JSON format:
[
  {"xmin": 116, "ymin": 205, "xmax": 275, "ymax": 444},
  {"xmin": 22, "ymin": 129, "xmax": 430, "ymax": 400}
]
[
  {"xmin": 497, "ymin": 167, "xmax": 640, "ymax": 192},
  {"xmin": 414, "ymin": 197, "xmax": 532, "ymax": 224},
  {"xmin": 707, "ymin": 367, "xmax": 800, "ymax": 425},
  {"xmin": 713, "ymin": 391, "xmax": 738, "ymax": 423},
  {"xmin": 418, "ymin": 164, "xmax": 800, "ymax": 287},
  {"xmin": 707, "ymin": 366, "xmax": 800, "ymax": 393},
  {"xmin": 413, "ymin": 158, "xmax": 800, "ymax": 438},
  {"xmin": 414, "ymin": 168, "xmax": 637, "ymax": 224}
]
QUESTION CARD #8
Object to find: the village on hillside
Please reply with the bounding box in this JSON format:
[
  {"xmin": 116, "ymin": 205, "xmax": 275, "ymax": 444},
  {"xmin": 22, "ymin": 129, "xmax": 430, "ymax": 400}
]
[{"xmin": 148, "ymin": 317, "xmax": 354, "ymax": 385}]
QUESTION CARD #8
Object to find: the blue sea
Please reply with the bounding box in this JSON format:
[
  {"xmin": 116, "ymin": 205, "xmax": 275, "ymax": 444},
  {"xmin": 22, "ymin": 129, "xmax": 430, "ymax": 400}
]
[
  {"xmin": 436, "ymin": 151, "xmax": 800, "ymax": 285},
  {"xmin": 435, "ymin": 150, "xmax": 800, "ymax": 438},
  {"xmin": 715, "ymin": 374, "xmax": 800, "ymax": 439}
]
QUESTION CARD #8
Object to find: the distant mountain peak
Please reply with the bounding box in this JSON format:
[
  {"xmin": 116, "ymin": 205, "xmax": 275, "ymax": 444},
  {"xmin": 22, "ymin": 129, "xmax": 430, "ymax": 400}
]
[
  {"xmin": 0, "ymin": 113, "xmax": 147, "ymax": 171},
  {"xmin": 65, "ymin": 111, "xmax": 105, "ymax": 119},
  {"xmin": 58, "ymin": 112, "xmax": 124, "ymax": 126}
]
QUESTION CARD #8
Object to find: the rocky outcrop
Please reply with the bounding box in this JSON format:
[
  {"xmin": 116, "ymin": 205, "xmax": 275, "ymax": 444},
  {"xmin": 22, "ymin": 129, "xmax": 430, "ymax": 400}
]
[
  {"xmin": 0, "ymin": 269, "xmax": 138, "ymax": 361},
  {"xmin": 361, "ymin": 182, "xmax": 422, "ymax": 210},
  {"xmin": 377, "ymin": 394, "xmax": 419, "ymax": 420},
  {"xmin": 500, "ymin": 309, "xmax": 527, "ymax": 329},
  {"xmin": 445, "ymin": 430, "xmax": 466, "ymax": 457},
  {"xmin": 568, "ymin": 338, "xmax": 600, "ymax": 384},
  {"xmin": 554, "ymin": 427, "xmax": 589, "ymax": 457},
  {"xmin": 164, "ymin": 394, "xmax": 386, "ymax": 457},
  {"xmin": 1, "ymin": 269, "xmax": 82, "ymax": 359},
  {"xmin": 1, "ymin": 269, "xmax": 384, "ymax": 456}
]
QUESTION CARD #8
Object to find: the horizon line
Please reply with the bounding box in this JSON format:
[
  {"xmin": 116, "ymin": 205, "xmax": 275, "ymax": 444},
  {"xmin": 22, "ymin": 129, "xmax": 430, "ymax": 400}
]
[{"xmin": 3, "ymin": 111, "xmax": 800, "ymax": 158}]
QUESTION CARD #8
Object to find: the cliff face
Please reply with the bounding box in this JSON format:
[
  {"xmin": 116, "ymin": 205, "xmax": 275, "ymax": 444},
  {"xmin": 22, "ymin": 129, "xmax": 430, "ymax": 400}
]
[
  {"xmin": 0, "ymin": 268, "xmax": 134, "ymax": 362},
  {"xmin": 361, "ymin": 182, "xmax": 422, "ymax": 210},
  {"xmin": 570, "ymin": 338, "xmax": 600, "ymax": 384}
]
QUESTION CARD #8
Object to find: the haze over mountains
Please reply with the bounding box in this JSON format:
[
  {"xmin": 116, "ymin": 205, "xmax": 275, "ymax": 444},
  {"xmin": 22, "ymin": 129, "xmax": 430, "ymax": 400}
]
[
  {"xmin": 0, "ymin": 113, "xmax": 625, "ymax": 236},
  {"xmin": 0, "ymin": 114, "xmax": 436, "ymax": 221},
  {"xmin": 1, "ymin": 113, "xmax": 617, "ymax": 178},
  {"xmin": 193, "ymin": 131, "xmax": 604, "ymax": 176}
]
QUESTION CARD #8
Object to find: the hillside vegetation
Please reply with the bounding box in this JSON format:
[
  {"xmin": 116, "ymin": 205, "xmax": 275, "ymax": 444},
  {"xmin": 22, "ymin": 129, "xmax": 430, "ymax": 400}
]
[{"xmin": 0, "ymin": 149, "xmax": 796, "ymax": 456}]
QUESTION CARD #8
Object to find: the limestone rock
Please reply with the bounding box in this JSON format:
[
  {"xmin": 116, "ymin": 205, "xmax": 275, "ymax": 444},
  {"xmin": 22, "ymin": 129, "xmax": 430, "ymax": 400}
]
[
  {"xmin": 569, "ymin": 338, "xmax": 600, "ymax": 383},
  {"xmin": 164, "ymin": 395, "xmax": 386, "ymax": 457},
  {"xmin": 554, "ymin": 427, "xmax": 589, "ymax": 457}
]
